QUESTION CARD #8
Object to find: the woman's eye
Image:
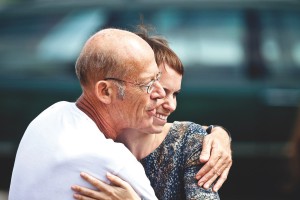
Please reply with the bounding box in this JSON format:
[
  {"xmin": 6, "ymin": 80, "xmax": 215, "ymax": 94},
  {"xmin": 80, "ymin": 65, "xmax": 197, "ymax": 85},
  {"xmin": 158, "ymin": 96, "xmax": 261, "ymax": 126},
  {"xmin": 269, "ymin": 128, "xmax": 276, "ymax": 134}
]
[{"xmin": 173, "ymin": 92, "xmax": 180, "ymax": 98}]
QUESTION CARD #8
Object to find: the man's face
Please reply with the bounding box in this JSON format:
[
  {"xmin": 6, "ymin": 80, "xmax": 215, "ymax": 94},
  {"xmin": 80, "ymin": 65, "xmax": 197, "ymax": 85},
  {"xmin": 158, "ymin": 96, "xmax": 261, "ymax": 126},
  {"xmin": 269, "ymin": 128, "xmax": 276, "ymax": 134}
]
[{"xmin": 112, "ymin": 59, "xmax": 166, "ymax": 135}]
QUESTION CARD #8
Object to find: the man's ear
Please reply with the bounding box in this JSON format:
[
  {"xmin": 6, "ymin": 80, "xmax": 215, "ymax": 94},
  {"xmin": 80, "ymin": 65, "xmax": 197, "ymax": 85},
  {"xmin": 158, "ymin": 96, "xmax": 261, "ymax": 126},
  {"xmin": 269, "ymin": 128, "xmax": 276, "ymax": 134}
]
[{"xmin": 95, "ymin": 81, "xmax": 112, "ymax": 104}]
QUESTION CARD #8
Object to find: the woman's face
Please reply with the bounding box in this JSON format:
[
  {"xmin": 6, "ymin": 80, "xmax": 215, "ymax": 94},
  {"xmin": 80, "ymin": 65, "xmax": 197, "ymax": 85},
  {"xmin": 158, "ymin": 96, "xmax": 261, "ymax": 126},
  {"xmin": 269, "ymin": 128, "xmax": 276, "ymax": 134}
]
[{"xmin": 152, "ymin": 63, "xmax": 182, "ymax": 126}]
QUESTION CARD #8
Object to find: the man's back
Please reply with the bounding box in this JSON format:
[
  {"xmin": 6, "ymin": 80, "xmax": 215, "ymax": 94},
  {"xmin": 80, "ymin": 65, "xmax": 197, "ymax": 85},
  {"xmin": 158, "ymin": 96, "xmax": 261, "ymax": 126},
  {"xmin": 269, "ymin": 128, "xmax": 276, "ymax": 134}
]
[{"xmin": 9, "ymin": 101, "xmax": 156, "ymax": 200}]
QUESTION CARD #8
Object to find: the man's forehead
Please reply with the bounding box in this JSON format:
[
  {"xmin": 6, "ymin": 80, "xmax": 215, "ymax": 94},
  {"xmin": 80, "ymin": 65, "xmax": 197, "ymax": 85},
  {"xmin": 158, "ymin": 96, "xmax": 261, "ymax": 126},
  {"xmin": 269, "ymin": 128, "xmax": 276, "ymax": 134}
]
[{"xmin": 136, "ymin": 68, "xmax": 160, "ymax": 79}]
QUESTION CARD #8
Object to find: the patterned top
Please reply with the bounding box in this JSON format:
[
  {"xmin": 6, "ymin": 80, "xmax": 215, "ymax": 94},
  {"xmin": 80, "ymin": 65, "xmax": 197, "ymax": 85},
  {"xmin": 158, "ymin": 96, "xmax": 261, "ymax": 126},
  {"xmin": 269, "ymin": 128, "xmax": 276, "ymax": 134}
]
[{"xmin": 140, "ymin": 121, "xmax": 220, "ymax": 200}]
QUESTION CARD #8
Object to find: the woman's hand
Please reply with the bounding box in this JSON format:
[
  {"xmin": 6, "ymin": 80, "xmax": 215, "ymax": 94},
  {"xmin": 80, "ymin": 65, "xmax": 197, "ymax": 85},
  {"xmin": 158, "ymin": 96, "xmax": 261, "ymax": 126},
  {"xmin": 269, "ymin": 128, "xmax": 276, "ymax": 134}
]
[{"xmin": 71, "ymin": 172, "xmax": 141, "ymax": 200}]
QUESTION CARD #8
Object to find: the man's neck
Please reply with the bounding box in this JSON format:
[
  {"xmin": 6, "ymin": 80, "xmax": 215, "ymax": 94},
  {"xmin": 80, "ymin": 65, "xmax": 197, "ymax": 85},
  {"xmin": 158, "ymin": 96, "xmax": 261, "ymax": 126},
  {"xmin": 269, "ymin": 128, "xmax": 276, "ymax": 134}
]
[{"xmin": 76, "ymin": 94, "xmax": 117, "ymax": 140}]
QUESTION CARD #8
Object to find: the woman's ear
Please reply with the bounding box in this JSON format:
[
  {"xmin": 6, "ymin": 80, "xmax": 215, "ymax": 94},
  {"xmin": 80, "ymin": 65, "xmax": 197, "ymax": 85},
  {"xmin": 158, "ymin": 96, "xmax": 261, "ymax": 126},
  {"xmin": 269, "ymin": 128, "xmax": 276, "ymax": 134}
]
[{"xmin": 95, "ymin": 81, "xmax": 112, "ymax": 104}]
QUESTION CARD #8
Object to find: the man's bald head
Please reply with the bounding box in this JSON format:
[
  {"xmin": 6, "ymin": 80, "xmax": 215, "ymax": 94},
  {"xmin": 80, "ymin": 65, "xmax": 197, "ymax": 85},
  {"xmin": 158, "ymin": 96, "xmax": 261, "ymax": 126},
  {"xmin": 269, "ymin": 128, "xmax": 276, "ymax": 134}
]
[{"xmin": 75, "ymin": 28, "xmax": 156, "ymax": 89}]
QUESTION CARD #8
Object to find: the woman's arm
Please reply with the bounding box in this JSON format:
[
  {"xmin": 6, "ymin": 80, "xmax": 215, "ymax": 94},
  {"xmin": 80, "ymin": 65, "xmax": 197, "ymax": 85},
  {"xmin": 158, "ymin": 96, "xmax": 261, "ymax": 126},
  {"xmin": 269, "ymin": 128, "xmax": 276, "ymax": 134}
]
[{"xmin": 71, "ymin": 172, "xmax": 140, "ymax": 200}]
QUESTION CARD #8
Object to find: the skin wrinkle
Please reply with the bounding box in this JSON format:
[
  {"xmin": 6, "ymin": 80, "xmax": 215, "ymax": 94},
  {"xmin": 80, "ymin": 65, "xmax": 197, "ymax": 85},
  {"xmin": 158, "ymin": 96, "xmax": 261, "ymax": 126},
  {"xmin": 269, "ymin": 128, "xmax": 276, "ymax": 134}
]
[
  {"xmin": 117, "ymin": 87, "xmax": 158, "ymax": 135},
  {"xmin": 76, "ymin": 94, "xmax": 117, "ymax": 140}
]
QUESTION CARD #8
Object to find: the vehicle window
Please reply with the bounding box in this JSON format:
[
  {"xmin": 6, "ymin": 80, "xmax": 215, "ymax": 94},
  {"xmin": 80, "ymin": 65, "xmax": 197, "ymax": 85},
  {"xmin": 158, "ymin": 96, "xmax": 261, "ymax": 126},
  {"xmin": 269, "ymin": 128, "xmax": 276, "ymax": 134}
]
[
  {"xmin": 152, "ymin": 9, "xmax": 246, "ymax": 69},
  {"xmin": 0, "ymin": 9, "xmax": 106, "ymax": 77},
  {"xmin": 0, "ymin": 12, "xmax": 64, "ymax": 75},
  {"xmin": 1, "ymin": 5, "xmax": 299, "ymax": 81},
  {"xmin": 260, "ymin": 10, "xmax": 300, "ymax": 77},
  {"xmin": 107, "ymin": 8, "xmax": 245, "ymax": 69},
  {"xmin": 37, "ymin": 9, "xmax": 107, "ymax": 62},
  {"xmin": 103, "ymin": 7, "xmax": 246, "ymax": 82}
]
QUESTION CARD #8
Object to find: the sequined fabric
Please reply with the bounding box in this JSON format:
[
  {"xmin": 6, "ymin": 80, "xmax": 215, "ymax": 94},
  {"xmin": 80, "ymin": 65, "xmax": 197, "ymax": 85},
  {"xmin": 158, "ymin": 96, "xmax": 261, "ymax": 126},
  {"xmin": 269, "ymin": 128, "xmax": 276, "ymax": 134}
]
[{"xmin": 140, "ymin": 121, "xmax": 220, "ymax": 200}]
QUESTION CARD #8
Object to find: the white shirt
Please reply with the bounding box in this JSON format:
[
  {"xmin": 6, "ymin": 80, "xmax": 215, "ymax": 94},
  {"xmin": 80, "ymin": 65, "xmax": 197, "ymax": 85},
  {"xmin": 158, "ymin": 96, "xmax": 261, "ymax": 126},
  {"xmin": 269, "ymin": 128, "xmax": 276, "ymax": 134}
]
[{"xmin": 9, "ymin": 101, "xmax": 157, "ymax": 200}]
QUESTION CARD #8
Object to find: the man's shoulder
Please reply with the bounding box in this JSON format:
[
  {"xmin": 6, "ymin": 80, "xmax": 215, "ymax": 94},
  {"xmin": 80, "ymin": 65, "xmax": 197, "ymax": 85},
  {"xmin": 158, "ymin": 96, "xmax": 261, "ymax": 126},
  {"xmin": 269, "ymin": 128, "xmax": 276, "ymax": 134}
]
[{"xmin": 29, "ymin": 101, "xmax": 75, "ymax": 123}]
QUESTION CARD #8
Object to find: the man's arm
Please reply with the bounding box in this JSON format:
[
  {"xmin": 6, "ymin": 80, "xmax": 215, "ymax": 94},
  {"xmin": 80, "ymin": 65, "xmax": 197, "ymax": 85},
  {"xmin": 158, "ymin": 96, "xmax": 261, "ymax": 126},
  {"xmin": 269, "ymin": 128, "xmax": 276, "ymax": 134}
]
[
  {"xmin": 195, "ymin": 126, "xmax": 232, "ymax": 192},
  {"xmin": 183, "ymin": 124, "xmax": 220, "ymax": 200}
]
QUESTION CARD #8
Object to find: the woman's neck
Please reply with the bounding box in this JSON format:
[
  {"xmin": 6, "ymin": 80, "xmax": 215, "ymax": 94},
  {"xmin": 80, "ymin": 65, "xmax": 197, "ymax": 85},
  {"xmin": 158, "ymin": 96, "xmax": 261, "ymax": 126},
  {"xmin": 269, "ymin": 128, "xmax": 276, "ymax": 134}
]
[{"xmin": 117, "ymin": 123, "xmax": 172, "ymax": 160}]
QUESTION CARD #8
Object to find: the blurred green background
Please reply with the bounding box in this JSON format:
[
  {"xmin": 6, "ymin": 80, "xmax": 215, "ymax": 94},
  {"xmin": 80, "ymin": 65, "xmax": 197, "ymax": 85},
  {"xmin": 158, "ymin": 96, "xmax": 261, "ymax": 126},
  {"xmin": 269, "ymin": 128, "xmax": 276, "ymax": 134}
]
[{"xmin": 1, "ymin": 0, "xmax": 300, "ymax": 199}]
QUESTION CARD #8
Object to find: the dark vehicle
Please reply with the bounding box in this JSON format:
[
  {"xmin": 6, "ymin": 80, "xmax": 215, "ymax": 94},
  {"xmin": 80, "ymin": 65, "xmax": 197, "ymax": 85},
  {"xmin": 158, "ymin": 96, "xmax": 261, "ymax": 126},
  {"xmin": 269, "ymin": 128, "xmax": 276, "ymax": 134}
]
[{"xmin": 1, "ymin": 1, "xmax": 300, "ymax": 199}]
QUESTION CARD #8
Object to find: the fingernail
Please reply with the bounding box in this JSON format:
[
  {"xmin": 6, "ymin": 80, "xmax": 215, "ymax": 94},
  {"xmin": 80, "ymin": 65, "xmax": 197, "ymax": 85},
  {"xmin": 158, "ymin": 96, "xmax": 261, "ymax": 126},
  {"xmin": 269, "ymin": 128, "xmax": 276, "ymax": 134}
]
[
  {"xmin": 106, "ymin": 172, "xmax": 113, "ymax": 177},
  {"xmin": 80, "ymin": 172, "xmax": 87, "ymax": 177},
  {"xmin": 71, "ymin": 185, "xmax": 80, "ymax": 192},
  {"xmin": 204, "ymin": 183, "xmax": 209, "ymax": 189},
  {"xmin": 198, "ymin": 182, "xmax": 204, "ymax": 187},
  {"xmin": 200, "ymin": 155, "xmax": 209, "ymax": 161},
  {"xmin": 73, "ymin": 193, "xmax": 80, "ymax": 199}
]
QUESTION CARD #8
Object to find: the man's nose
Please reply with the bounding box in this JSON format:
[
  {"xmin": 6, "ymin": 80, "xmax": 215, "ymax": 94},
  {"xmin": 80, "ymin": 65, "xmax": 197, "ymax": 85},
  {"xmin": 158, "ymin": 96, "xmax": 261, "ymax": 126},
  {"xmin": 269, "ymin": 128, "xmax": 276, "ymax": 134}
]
[{"xmin": 150, "ymin": 81, "xmax": 166, "ymax": 100}]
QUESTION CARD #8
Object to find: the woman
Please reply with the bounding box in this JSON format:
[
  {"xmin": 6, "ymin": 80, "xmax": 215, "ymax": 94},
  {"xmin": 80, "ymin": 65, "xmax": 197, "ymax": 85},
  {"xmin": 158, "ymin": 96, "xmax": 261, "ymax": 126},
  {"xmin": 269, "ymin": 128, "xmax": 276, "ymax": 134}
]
[{"xmin": 71, "ymin": 28, "xmax": 231, "ymax": 200}]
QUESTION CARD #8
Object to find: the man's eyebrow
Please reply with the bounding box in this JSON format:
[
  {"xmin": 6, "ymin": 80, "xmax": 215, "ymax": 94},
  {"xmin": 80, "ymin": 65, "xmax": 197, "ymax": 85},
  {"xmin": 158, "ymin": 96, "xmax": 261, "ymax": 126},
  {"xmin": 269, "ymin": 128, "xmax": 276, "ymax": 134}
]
[{"xmin": 141, "ymin": 72, "xmax": 159, "ymax": 81}]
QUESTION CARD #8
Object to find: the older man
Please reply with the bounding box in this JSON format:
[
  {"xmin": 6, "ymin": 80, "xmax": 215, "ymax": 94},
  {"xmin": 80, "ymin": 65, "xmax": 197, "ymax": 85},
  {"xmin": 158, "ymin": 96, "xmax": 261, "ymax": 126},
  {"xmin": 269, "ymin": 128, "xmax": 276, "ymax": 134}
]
[{"xmin": 9, "ymin": 28, "xmax": 164, "ymax": 200}]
